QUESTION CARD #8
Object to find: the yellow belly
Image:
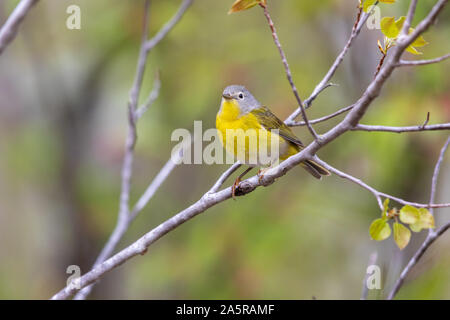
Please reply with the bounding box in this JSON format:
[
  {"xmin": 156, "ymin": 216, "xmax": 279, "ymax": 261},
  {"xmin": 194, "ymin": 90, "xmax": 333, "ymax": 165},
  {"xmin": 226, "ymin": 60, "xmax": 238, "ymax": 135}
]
[{"xmin": 216, "ymin": 100, "xmax": 298, "ymax": 166}]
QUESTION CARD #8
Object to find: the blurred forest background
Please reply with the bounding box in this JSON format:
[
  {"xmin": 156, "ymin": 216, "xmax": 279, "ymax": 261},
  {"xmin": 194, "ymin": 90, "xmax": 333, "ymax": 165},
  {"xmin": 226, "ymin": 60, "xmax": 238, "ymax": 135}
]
[{"xmin": 0, "ymin": 0, "xmax": 449, "ymax": 299}]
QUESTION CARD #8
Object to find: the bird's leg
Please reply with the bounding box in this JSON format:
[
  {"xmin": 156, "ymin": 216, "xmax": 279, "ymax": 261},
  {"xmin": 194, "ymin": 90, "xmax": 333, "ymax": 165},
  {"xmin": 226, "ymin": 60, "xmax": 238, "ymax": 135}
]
[
  {"xmin": 232, "ymin": 167, "xmax": 253, "ymax": 200},
  {"xmin": 257, "ymin": 167, "xmax": 270, "ymax": 184}
]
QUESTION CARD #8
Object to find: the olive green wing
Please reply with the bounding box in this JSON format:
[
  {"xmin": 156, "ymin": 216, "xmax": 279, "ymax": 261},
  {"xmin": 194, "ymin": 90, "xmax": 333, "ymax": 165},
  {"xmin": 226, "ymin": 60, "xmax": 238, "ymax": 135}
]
[
  {"xmin": 250, "ymin": 106, "xmax": 330, "ymax": 178},
  {"xmin": 250, "ymin": 106, "xmax": 304, "ymax": 147}
]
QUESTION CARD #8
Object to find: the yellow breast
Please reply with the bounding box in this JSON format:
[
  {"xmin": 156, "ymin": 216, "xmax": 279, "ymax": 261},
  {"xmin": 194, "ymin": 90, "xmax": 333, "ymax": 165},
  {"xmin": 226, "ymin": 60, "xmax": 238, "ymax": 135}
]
[{"xmin": 216, "ymin": 100, "xmax": 296, "ymax": 166}]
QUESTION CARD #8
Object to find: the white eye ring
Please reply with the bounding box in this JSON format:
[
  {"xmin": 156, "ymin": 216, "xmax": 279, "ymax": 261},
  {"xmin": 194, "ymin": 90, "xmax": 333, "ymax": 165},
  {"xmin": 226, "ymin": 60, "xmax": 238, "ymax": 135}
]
[{"xmin": 238, "ymin": 93, "xmax": 244, "ymax": 99}]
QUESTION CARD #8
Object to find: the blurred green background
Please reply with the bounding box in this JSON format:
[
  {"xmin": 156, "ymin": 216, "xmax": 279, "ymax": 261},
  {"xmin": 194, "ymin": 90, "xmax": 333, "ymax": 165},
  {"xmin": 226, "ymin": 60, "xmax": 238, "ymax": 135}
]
[{"xmin": 0, "ymin": 0, "xmax": 449, "ymax": 299}]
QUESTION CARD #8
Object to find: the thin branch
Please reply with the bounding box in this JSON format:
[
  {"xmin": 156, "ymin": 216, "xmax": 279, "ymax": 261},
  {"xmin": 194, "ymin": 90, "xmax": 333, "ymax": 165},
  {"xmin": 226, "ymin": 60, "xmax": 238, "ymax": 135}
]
[
  {"xmin": 130, "ymin": 148, "xmax": 185, "ymax": 221},
  {"xmin": 287, "ymin": 104, "xmax": 354, "ymax": 127},
  {"xmin": 387, "ymin": 136, "xmax": 450, "ymax": 300},
  {"xmin": 73, "ymin": 0, "xmax": 193, "ymax": 300},
  {"xmin": 118, "ymin": 0, "xmax": 152, "ymax": 236},
  {"xmin": 374, "ymin": 51, "xmax": 387, "ymax": 78},
  {"xmin": 259, "ymin": 2, "xmax": 319, "ymax": 141},
  {"xmin": 401, "ymin": 0, "xmax": 418, "ymax": 36},
  {"xmin": 397, "ymin": 53, "xmax": 450, "ymax": 66},
  {"xmin": 351, "ymin": 123, "xmax": 450, "ymax": 133},
  {"xmin": 313, "ymin": 156, "xmax": 450, "ymax": 210},
  {"xmin": 74, "ymin": 0, "xmax": 153, "ymax": 300},
  {"xmin": 312, "ymin": 157, "xmax": 383, "ymax": 210},
  {"xmin": 421, "ymin": 112, "xmax": 430, "ymax": 129},
  {"xmin": 288, "ymin": 2, "xmax": 378, "ymax": 119},
  {"xmin": 208, "ymin": 162, "xmax": 242, "ymax": 194},
  {"xmin": 429, "ymin": 137, "xmax": 450, "ymax": 216},
  {"xmin": 144, "ymin": 0, "xmax": 193, "ymax": 52},
  {"xmin": 52, "ymin": 0, "xmax": 449, "ymax": 299},
  {"xmin": 387, "ymin": 221, "xmax": 450, "ymax": 300},
  {"xmin": 0, "ymin": 0, "xmax": 39, "ymax": 55},
  {"xmin": 304, "ymin": 83, "xmax": 338, "ymax": 109}
]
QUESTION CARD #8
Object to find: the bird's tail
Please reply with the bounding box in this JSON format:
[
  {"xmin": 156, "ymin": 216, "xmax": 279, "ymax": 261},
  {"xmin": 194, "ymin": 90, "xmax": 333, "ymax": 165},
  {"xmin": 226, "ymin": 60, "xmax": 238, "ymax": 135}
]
[{"xmin": 300, "ymin": 159, "xmax": 330, "ymax": 179}]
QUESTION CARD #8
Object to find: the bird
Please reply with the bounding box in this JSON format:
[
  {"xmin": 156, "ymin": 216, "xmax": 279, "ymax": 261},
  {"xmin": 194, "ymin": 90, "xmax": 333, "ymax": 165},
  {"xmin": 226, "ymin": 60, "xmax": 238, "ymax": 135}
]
[{"xmin": 216, "ymin": 85, "xmax": 330, "ymax": 198}]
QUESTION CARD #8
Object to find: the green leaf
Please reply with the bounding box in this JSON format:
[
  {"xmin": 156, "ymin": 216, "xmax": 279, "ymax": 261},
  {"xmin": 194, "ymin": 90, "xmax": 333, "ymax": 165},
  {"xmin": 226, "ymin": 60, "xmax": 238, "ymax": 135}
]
[
  {"xmin": 399, "ymin": 205, "xmax": 420, "ymax": 224},
  {"xmin": 393, "ymin": 222, "xmax": 411, "ymax": 250},
  {"xmin": 370, "ymin": 218, "xmax": 391, "ymax": 241},
  {"xmin": 406, "ymin": 45, "xmax": 423, "ymax": 55},
  {"xmin": 228, "ymin": 0, "xmax": 265, "ymax": 14},
  {"xmin": 363, "ymin": 0, "xmax": 377, "ymax": 12},
  {"xmin": 394, "ymin": 16, "xmax": 406, "ymax": 32},
  {"xmin": 406, "ymin": 32, "xmax": 428, "ymax": 55},
  {"xmin": 411, "ymin": 34, "xmax": 428, "ymax": 47},
  {"xmin": 410, "ymin": 208, "xmax": 435, "ymax": 232},
  {"xmin": 381, "ymin": 16, "xmax": 405, "ymax": 39}
]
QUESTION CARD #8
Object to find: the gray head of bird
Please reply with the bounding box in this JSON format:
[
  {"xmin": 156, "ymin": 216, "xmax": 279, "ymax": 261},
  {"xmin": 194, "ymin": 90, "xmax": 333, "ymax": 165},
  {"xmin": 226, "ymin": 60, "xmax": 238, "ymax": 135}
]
[{"xmin": 221, "ymin": 85, "xmax": 261, "ymax": 114}]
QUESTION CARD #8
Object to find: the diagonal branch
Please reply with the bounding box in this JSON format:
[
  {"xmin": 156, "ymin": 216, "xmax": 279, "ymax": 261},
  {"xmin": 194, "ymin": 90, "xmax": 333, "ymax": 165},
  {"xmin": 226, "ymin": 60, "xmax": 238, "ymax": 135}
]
[
  {"xmin": 74, "ymin": 0, "xmax": 153, "ymax": 300},
  {"xmin": 259, "ymin": 2, "xmax": 319, "ymax": 140},
  {"xmin": 145, "ymin": 0, "xmax": 193, "ymax": 51},
  {"xmin": 397, "ymin": 53, "xmax": 450, "ymax": 66},
  {"xmin": 135, "ymin": 70, "xmax": 161, "ymax": 120},
  {"xmin": 0, "ymin": 0, "xmax": 39, "ymax": 55},
  {"xmin": 351, "ymin": 123, "xmax": 450, "ymax": 133},
  {"xmin": 288, "ymin": 104, "xmax": 354, "ymax": 127},
  {"xmin": 387, "ymin": 136, "xmax": 450, "ymax": 300},
  {"xmin": 312, "ymin": 156, "xmax": 450, "ymax": 210},
  {"xmin": 73, "ymin": 0, "xmax": 193, "ymax": 300},
  {"xmin": 401, "ymin": 0, "xmax": 418, "ymax": 36},
  {"xmin": 130, "ymin": 148, "xmax": 185, "ymax": 221},
  {"xmin": 429, "ymin": 137, "xmax": 450, "ymax": 216}
]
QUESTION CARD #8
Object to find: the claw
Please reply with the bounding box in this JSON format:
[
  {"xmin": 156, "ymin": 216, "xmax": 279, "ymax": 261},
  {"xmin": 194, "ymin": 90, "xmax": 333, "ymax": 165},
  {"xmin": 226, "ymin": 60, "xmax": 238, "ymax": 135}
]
[
  {"xmin": 232, "ymin": 177, "xmax": 241, "ymax": 200},
  {"xmin": 257, "ymin": 168, "xmax": 265, "ymax": 184}
]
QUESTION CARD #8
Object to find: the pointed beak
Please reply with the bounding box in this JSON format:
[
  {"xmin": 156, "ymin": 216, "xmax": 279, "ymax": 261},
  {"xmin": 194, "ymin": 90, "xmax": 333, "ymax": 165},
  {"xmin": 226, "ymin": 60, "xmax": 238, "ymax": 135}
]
[{"xmin": 222, "ymin": 93, "xmax": 233, "ymax": 100}]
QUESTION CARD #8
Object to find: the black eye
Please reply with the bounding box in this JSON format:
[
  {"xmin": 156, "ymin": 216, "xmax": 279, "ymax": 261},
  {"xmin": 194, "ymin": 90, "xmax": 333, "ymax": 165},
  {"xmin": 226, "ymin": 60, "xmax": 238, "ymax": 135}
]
[{"xmin": 238, "ymin": 93, "xmax": 244, "ymax": 99}]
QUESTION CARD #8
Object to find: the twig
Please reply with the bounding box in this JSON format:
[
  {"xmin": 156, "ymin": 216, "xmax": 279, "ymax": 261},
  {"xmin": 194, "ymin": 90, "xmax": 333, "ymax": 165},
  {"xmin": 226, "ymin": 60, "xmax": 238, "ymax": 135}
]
[
  {"xmin": 397, "ymin": 53, "xmax": 450, "ymax": 66},
  {"xmin": 387, "ymin": 136, "xmax": 450, "ymax": 300},
  {"xmin": 259, "ymin": 2, "xmax": 319, "ymax": 141},
  {"xmin": 144, "ymin": 0, "xmax": 193, "ymax": 52},
  {"xmin": 303, "ymin": 83, "xmax": 338, "ymax": 109},
  {"xmin": 288, "ymin": 2, "xmax": 377, "ymax": 119},
  {"xmin": 312, "ymin": 156, "xmax": 450, "ymax": 210},
  {"xmin": 429, "ymin": 137, "xmax": 450, "ymax": 216},
  {"xmin": 351, "ymin": 123, "xmax": 450, "ymax": 133},
  {"xmin": 401, "ymin": 0, "xmax": 418, "ymax": 36},
  {"xmin": 312, "ymin": 157, "xmax": 383, "ymax": 210},
  {"xmin": 135, "ymin": 70, "xmax": 161, "ymax": 120},
  {"xmin": 130, "ymin": 148, "xmax": 185, "ymax": 221},
  {"xmin": 421, "ymin": 112, "xmax": 430, "ymax": 129},
  {"xmin": 374, "ymin": 51, "xmax": 387, "ymax": 78},
  {"xmin": 0, "ymin": 0, "xmax": 39, "ymax": 55},
  {"xmin": 208, "ymin": 162, "xmax": 242, "ymax": 194},
  {"xmin": 387, "ymin": 222, "xmax": 450, "ymax": 300},
  {"xmin": 287, "ymin": 104, "xmax": 354, "ymax": 127}
]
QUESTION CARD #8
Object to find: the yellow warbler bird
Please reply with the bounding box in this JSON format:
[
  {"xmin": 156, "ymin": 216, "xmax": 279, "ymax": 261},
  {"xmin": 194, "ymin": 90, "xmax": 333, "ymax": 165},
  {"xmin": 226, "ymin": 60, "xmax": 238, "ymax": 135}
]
[{"xmin": 216, "ymin": 85, "xmax": 330, "ymax": 198}]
